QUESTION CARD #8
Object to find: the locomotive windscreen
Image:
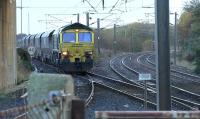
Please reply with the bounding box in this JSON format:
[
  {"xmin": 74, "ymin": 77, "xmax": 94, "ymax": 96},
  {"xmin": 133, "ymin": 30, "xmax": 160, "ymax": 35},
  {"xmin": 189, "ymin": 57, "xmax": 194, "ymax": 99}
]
[
  {"xmin": 78, "ymin": 32, "xmax": 92, "ymax": 43},
  {"xmin": 63, "ymin": 32, "xmax": 76, "ymax": 43}
]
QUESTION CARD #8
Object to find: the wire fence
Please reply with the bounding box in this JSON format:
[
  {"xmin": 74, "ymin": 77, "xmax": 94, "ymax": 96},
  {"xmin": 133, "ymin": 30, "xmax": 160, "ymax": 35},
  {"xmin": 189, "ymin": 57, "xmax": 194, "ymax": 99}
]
[{"xmin": 0, "ymin": 96, "xmax": 66, "ymax": 119}]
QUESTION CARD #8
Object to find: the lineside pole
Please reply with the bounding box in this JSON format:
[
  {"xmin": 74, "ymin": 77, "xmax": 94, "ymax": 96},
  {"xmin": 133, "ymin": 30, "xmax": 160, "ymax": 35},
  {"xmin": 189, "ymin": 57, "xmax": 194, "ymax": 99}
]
[
  {"xmin": 77, "ymin": 13, "xmax": 80, "ymax": 23},
  {"xmin": 174, "ymin": 12, "xmax": 177, "ymax": 65},
  {"xmin": 21, "ymin": 0, "xmax": 22, "ymax": 35},
  {"xmin": 86, "ymin": 12, "xmax": 89, "ymax": 26},
  {"xmin": 97, "ymin": 18, "xmax": 101, "ymax": 55},
  {"xmin": 113, "ymin": 24, "xmax": 116, "ymax": 55},
  {"xmin": 28, "ymin": 12, "xmax": 30, "ymax": 34},
  {"xmin": 130, "ymin": 29, "xmax": 133, "ymax": 52},
  {"xmin": 144, "ymin": 80, "xmax": 147, "ymax": 110},
  {"xmin": 155, "ymin": 0, "xmax": 171, "ymax": 110}
]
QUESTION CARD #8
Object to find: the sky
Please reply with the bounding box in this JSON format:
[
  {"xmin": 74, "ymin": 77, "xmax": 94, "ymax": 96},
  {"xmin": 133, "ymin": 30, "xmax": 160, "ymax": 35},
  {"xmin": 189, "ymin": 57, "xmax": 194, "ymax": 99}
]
[{"xmin": 16, "ymin": 0, "xmax": 190, "ymax": 34}]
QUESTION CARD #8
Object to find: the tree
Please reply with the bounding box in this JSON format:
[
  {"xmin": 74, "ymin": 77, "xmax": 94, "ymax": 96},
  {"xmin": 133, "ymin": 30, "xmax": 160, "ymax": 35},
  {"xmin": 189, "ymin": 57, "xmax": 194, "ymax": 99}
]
[
  {"xmin": 194, "ymin": 49, "xmax": 200, "ymax": 74},
  {"xmin": 178, "ymin": 12, "xmax": 192, "ymax": 41},
  {"xmin": 180, "ymin": 0, "xmax": 200, "ymax": 73},
  {"xmin": 184, "ymin": 0, "xmax": 200, "ymax": 13},
  {"xmin": 99, "ymin": 23, "xmax": 154, "ymax": 53},
  {"xmin": 142, "ymin": 39, "xmax": 152, "ymax": 51}
]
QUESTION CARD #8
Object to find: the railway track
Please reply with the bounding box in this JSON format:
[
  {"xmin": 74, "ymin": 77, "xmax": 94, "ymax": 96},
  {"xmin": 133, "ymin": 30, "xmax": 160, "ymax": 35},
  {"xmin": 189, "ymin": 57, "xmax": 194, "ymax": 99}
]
[
  {"xmin": 88, "ymin": 72, "xmax": 198, "ymax": 110},
  {"xmin": 32, "ymin": 58, "xmax": 200, "ymax": 110},
  {"xmin": 86, "ymin": 72, "xmax": 157, "ymax": 109},
  {"xmin": 76, "ymin": 73, "xmax": 157, "ymax": 110},
  {"xmin": 110, "ymin": 56, "xmax": 156, "ymax": 93},
  {"xmin": 110, "ymin": 54, "xmax": 200, "ymax": 110},
  {"xmin": 84, "ymin": 75, "xmax": 95, "ymax": 107},
  {"xmin": 136, "ymin": 54, "xmax": 200, "ymax": 96},
  {"xmin": 146, "ymin": 54, "xmax": 200, "ymax": 84},
  {"xmin": 65, "ymin": 74, "xmax": 94, "ymax": 107},
  {"xmin": 133, "ymin": 54, "xmax": 200, "ymax": 108}
]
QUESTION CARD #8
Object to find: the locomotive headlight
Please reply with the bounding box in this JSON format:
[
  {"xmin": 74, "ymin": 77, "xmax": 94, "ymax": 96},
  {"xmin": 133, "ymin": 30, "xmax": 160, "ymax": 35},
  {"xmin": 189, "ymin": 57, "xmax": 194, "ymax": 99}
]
[
  {"xmin": 62, "ymin": 52, "xmax": 67, "ymax": 55},
  {"xmin": 86, "ymin": 51, "xmax": 92, "ymax": 55},
  {"xmin": 88, "ymin": 51, "xmax": 92, "ymax": 55}
]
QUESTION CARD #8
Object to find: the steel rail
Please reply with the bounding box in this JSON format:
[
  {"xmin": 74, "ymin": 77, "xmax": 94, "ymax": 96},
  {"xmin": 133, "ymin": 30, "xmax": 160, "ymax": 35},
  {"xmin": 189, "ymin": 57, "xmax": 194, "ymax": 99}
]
[
  {"xmin": 87, "ymin": 72, "xmax": 147, "ymax": 92},
  {"xmin": 77, "ymin": 74, "xmax": 153, "ymax": 108},
  {"xmin": 90, "ymin": 75, "xmax": 193, "ymax": 110},
  {"xmin": 146, "ymin": 54, "xmax": 200, "ymax": 82},
  {"xmin": 87, "ymin": 72, "xmax": 153, "ymax": 99},
  {"xmin": 110, "ymin": 54, "xmax": 198, "ymax": 110},
  {"xmin": 109, "ymin": 55, "xmax": 156, "ymax": 93},
  {"xmin": 136, "ymin": 54, "xmax": 200, "ymax": 97},
  {"xmin": 74, "ymin": 75, "xmax": 94, "ymax": 107},
  {"xmin": 93, "ymin": 80, "xmax": 157, "ymax": 108},
  {"xmin": 85, "ymin": 75, "xmax": 95, "ymax": 107},
  {"xmin": 122, "ymin": 54, "xmax": 200, "ymax": 109}
]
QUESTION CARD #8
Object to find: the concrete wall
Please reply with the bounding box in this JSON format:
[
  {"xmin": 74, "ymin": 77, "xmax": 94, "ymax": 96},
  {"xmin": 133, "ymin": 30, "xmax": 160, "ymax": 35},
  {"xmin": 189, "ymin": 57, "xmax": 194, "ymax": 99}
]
[{"xmin": 0, "ymin": 0, "xmax": 16, "ymax": 89}]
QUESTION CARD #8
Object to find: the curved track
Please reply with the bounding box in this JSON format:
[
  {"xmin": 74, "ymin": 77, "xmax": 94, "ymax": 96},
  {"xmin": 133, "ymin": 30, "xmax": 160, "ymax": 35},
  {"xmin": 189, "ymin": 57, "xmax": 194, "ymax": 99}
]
[
  {"xmin": 73, "ymin": 75, "xmax": 94, "ymax": 107},
  {"xmin": 136, "ymin": 54, "xmax": 200, "ymax": 95},
  {"xmin": 146, "ymin": 54, "xmax": 200, "ymax": 84},
  {"xmin": 87, "ymin": 72, "xmax": 157, "ymax": 109},
  {"xmin": 110, "ymin": 54, "xmax": 200, "ymax": 110}
]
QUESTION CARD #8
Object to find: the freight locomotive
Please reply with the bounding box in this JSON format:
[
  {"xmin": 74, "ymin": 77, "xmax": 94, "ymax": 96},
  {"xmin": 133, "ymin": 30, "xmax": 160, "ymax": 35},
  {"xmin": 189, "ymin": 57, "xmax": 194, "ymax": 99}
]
[{"xmin": 19, "ymin": 23, "xmax": 95, "ymax": 72}]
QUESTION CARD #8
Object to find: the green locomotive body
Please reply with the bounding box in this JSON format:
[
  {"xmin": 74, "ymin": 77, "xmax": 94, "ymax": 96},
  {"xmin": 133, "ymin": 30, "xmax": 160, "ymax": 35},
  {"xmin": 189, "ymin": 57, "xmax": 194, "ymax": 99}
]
[{"xmin": 58, "ymin": 23, "xmax": 95, "ymax": 72}]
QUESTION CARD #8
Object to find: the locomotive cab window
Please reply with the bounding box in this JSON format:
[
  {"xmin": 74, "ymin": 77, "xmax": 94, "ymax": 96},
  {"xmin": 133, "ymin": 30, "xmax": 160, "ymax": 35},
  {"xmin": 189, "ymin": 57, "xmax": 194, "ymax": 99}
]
[
  {"xmin": 79, "ymin": 32, "xmax": 92, "ymax": 43},
  {"xmin": 63, "ymin": 32, "xmax": 76, "ymax": 43}
]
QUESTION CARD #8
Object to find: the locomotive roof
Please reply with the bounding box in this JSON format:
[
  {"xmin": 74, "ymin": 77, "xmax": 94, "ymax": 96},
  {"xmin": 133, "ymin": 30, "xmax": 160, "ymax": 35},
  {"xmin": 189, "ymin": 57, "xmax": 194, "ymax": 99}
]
[{"xmin": 61, "ymin": 22, "xmax": 93, "ymax": 32}]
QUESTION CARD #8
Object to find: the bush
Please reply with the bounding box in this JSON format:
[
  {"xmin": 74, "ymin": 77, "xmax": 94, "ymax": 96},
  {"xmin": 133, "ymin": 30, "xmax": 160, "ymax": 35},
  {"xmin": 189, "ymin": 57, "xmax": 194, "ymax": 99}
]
[
  {"xmin": 194, "ymin": 49, "xmax": 200, "ymax": 74},
  {"xmin": 185, "ymin": 53, "xmax": 195, "ymax": 62},
  {"xmin": 17, "ymin": 48, "xmax": 31, "ymax": 61},
  {"xmin": 17, "ymin": 48, "xmax": 33, "ymax": 84}
]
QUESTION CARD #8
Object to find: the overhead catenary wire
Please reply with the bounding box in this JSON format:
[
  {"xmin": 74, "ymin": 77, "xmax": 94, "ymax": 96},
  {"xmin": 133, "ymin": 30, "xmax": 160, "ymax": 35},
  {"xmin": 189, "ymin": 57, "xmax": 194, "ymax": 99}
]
[
  {"xmin": 15, "ymin": 0, "xmax": 182, "ymax": 35},
  {"xmin": 87, "ymin": 0, "xmax": 143, "ymax": 27},
  {"xmin": 109, "ymin": 0, "xmax": 121, "ymax": 13},
  {"xmin": 47, "ymin": 15, "xmax": 70, "ymax": 24},
  {"xmin": 89, "ymin": 13, "xmax": 115, "ymax": 25},
  {"xmin": 95, "ymin": 0, "xmax": 102, "ymax": 8},
  {"xmin": 84, "ymin": 0, "xmax": 98, "ymax": 12},
  {"xmin": 101, "ymin": 17, "xmax": 121, "ymax": 29}
]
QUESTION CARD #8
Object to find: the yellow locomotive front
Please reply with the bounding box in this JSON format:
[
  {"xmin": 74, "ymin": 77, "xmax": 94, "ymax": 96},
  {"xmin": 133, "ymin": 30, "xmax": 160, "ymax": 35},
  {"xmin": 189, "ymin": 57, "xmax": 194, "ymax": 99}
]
[{"xmin": 59, "ymin": 23, "xmax": 94, "ymax": 72}]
